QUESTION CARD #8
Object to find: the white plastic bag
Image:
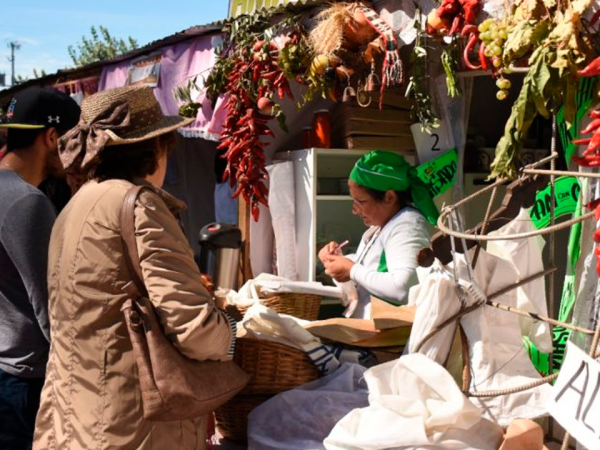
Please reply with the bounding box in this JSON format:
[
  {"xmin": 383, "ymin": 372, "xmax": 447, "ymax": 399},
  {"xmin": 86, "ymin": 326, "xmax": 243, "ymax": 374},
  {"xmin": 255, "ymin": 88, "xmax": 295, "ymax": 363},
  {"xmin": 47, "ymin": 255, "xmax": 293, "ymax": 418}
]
[
  {"xmin": 408, "ymin": 250, "xmax": 552, "ymax": 427},
  {"xmin": 408, "ymin": 262, "xmax": 462, "ymax": 365},
  {"xmin": 487, "ymin": 208, "xmax": 552, "ymax": 353}
]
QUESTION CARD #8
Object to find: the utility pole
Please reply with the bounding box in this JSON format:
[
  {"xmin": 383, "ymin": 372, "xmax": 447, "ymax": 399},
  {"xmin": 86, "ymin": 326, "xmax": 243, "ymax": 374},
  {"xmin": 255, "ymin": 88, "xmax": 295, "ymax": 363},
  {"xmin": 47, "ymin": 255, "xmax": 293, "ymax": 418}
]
[{"xmin": 8, "ymin": 41, "xmax": 20, "ymax": 86}]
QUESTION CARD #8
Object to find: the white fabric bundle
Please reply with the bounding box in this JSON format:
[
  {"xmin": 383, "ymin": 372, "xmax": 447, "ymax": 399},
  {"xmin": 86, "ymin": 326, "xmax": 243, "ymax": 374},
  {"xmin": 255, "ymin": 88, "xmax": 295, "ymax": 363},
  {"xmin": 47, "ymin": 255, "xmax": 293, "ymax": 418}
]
[
  {"xmin": 324, "ymin": 353, "xmax": 504, "ymax": 450},
  {"xmin": 221, "ymin": 273, "xmax": 344, "ymax": 309}
]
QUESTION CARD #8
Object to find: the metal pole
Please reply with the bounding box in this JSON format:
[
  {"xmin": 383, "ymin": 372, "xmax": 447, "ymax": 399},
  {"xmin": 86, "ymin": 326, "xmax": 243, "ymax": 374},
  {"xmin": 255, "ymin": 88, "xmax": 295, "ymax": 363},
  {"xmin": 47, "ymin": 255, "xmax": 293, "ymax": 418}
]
[{"xmin": 8, "ymin": 41, "xmax": 20, "ymax": 86}]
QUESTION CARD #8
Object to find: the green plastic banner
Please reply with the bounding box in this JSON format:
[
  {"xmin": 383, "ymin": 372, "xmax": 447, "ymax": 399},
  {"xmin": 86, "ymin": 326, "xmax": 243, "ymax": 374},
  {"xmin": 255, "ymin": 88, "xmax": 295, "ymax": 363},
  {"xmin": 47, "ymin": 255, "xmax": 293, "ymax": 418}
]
[
  {"xmin": 525, "ymin": 178, "xmax": 584, "ymax": 376},
  {"xmin": 556, "ymin": 77, "xmax": 598, "ymax": 165},
  {"xmin": 528, "ymin": 176, "xmax": 581, "ymax": 229},
  {"xmin": 416, "ymin": 149, "xmax": 458, "ymax": 198}
]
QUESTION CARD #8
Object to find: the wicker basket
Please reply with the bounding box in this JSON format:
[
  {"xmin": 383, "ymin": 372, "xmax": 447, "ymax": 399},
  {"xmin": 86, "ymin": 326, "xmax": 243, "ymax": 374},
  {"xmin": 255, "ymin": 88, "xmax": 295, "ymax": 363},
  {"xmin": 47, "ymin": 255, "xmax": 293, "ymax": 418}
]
[
  {"xmin": 227, "ymin": 293, "xmax": 322, "ymax": 322},
  {"xmin": 234, "ymin": 337, "xmax": 320, "ymax": 395},
  {"xmin": 214, "ymin": 394, "xmax": 272, "ymax": 441}
]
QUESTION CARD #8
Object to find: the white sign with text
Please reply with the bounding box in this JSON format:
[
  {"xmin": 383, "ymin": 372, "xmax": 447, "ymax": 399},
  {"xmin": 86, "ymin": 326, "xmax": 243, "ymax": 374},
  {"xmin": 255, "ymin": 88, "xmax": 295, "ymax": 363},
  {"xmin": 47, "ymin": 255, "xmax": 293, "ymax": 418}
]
[
  {"xmin": 410, "ymin": 122, "xmax": 453, "ymax": 164},
  {"xmin": 547, "ymin": 342, "xmax": 600, "ymax": 450}
]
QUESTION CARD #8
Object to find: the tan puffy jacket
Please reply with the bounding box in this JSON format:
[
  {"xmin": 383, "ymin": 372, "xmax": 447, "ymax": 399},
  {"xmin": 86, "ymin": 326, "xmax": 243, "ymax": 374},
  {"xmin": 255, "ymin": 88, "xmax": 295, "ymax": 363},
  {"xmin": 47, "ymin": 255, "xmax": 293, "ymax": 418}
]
[{"xmin": 33, "ymin": 179, "xmax": 233, "ymax": 450}]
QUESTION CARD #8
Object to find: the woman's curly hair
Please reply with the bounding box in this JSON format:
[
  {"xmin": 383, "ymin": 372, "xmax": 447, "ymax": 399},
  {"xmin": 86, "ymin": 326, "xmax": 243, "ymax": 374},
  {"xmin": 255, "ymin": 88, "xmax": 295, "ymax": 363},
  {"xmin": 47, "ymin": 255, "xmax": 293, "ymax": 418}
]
[{"xmin": 81, "ymin": 131, "xmax": 176, "ymax": 182}]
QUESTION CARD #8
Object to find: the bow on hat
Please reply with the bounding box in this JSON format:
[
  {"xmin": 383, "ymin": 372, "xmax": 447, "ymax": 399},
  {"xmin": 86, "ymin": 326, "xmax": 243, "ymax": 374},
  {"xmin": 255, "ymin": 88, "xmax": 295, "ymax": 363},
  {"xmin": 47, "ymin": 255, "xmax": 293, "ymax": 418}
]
[
  {"xmin": 349, "ymin": 150, "xmax": 439, "ymax": 225},
  {"xmin": 59, "ymin": 101, "xmax": 130, "ymax": 170}
]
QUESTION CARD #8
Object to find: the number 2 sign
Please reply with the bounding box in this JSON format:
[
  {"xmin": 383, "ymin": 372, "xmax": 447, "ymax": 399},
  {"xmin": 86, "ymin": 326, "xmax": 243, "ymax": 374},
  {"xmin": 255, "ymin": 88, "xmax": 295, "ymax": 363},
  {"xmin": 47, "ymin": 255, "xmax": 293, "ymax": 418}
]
[{"xmin": 410, "ymin": 122, "xmax": 453, "ymax": 164}]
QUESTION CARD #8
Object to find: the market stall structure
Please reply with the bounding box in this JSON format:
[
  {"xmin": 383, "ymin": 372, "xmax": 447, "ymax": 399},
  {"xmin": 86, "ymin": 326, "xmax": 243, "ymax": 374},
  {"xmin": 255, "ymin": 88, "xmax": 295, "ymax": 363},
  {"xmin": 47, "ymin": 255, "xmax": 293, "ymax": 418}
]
[{"xmin": 4, "ymin": 0, "xmax": 600, "ymax": 448}]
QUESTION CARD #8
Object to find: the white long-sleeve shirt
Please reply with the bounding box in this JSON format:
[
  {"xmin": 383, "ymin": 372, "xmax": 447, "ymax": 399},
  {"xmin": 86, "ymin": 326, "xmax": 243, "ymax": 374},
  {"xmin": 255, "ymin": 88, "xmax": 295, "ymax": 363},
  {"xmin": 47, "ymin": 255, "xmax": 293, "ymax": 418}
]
[{"xmin": 343, "ymin": 207, "xmax": 431, "ymax": 318}]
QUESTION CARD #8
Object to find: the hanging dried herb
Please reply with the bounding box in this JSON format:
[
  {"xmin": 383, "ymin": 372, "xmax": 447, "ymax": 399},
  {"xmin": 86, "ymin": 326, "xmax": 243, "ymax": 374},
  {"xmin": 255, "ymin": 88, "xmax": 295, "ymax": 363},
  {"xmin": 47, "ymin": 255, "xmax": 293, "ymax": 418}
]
[
  {"xmin": 406, "ymin": 16, "xmax": 440, "ymax": 131},
  {"xmin": 441, "ymin": 39, "xmax": 462, "ymax": 98}
]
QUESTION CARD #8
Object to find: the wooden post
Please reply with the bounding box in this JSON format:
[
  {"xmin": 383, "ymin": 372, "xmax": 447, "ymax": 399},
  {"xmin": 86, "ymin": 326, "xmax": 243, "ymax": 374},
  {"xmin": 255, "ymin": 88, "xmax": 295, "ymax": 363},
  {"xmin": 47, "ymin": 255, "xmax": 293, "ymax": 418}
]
[{"xmin": 237, "ymin": 196, "xmax": 253, "ymax": 287}]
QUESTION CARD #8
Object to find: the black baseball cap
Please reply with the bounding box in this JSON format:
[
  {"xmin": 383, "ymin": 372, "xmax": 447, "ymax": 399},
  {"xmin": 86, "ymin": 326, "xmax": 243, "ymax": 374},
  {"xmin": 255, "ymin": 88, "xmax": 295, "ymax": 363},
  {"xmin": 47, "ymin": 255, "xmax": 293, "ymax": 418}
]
[{"xmin": 0, "ymin": 87, "xmax": 80, "ymax": 132}]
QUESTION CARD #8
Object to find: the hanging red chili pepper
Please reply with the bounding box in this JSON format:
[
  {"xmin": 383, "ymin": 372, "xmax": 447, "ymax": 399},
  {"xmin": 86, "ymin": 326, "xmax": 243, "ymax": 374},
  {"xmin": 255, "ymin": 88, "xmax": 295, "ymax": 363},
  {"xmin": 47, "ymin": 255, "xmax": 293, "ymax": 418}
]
[
  {"xmin": 572, "ymin": 108, "xmax": 600, "ymax": 169},
  {"xmin": 578, "ymin": 55, "xmax": 600, "ymax": 77},
  {"xmin": 427, "ymin": 0, "xmax": 481, "ymax": 36},
  {"xmin": 217, "ymin": 39, "xmax": 295, "ymax": 221}
]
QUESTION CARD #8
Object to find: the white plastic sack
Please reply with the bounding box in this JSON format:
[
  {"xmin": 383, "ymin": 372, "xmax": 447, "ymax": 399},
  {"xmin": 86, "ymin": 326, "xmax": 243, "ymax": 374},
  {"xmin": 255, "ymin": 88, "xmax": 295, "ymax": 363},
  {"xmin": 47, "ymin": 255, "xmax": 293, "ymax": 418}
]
[
  {"xmin": 408, "ymin": 262, "xmax": 462, "ymax": 366},
  {"xmin": 324, "ymin": 353, "xmax": 504, "ymax": 450},
  {"xmin": 248, "ymin": 363, "xmax": 369, "ymax": 450},
  {"xmin": 452, "ymin": 250, "xmax": 552, "ymax": 426},
  {"xmin": 408, "ymin": 250, "xmax": 552, "ymax": 427},
  {"xmin": 487, "ymin": 208, "xmax": 552, "ymax": 353}
]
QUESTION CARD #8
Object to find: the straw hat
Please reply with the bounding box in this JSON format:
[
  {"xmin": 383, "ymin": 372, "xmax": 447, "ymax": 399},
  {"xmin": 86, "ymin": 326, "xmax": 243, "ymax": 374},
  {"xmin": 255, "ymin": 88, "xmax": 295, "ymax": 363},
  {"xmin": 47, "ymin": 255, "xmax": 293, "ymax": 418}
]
[{"xmin": 59, "ymin": 85, "xmax": 194, "ymax": 170}]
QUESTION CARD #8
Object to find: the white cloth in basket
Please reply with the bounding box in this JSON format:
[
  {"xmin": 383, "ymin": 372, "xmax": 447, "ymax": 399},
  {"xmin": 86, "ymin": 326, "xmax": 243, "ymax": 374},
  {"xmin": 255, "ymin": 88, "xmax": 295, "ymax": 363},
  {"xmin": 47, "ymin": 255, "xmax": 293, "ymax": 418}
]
[
  {"xmin": 223, "ymin": 273, "xmax": 344, "ymax": 309},
  {"xmin": 240, "ymin": 304, "xmax": 371, "ymax": 375}
]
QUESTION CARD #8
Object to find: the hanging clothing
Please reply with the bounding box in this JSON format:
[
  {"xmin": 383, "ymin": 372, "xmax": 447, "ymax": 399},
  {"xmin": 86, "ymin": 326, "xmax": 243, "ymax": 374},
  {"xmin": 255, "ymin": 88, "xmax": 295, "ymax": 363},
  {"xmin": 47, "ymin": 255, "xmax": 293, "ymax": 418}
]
[
  {"xmin": 99, "ymin": 33, "xmax": 227, "ymax": 142},
  {"xmin": 337, "ymin": 207, "xmax": 430, "ymax": 318}
]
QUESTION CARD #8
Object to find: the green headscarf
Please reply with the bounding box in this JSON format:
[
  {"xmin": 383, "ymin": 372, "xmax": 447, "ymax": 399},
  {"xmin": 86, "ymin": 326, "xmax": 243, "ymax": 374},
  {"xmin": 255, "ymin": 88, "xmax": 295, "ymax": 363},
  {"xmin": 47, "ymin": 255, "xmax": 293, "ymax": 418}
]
[{"xmin": 349, "ymin": 150, "xmax": 439, "ymax": 225}]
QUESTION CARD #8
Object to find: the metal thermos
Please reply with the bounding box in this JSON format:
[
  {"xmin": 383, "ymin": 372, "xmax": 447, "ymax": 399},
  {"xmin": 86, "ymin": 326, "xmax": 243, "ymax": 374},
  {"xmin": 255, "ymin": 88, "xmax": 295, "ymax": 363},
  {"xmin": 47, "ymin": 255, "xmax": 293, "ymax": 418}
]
[{"xmin": 198, "ymin": 223, "xmax": 242, "ymax": 290}]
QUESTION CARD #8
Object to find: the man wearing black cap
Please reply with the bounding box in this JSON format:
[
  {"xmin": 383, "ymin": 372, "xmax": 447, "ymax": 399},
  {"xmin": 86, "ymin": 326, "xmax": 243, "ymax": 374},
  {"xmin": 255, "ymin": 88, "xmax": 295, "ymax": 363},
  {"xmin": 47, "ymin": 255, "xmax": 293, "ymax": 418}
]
[{"xmin": 0, "ymin": 87, "xmax": 80, "ymax": 449}]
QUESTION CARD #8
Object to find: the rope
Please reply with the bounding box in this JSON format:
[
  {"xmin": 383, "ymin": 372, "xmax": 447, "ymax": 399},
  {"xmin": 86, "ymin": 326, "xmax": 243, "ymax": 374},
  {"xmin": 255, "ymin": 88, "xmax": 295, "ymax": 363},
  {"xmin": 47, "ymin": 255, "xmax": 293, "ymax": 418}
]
[
  {"xmin": 413, "ymin": 269, "xmax": 556, "ymax": 353},
  {"xmin": 446, "ymin": 176, "xmax": 507, "ymax": 212},
  {"xmin": 549, "ymin": 116, "xmax": 557, "ymax": 379},
  {"xmin": 524, "ymin": 168, "xmax": 600, "ymax": 179},
  {"xmin": 412, "ymin": 301, "xmax": 484, "ymax": 353},
  {"xmin": 438, "ymin": 209, "xmax": 595, "ymax": 241},
  {"xmin": 472, "ymin": 185, "xmax": 498, "ymax": 268},
  {"xmin": 447, "ymin": 152, "xmax": 558, "ymax": 213},
  {"xmin": 468, "ymin": 347, "xmax": 600, "ymax": 398},
  {"xmin": 467, "ymin": 372, "xmax": 558, "ymax": 397}
]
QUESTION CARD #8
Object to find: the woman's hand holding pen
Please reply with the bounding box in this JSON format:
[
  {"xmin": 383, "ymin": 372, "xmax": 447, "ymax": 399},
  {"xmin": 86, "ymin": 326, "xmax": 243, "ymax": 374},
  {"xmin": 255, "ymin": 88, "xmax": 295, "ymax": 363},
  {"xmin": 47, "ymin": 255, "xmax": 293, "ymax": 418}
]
[
  {"xmin": 318, "ymin": 240, "xmax": 348, "ymax": 264},
  {"xmin": 318, "ymin": 240, "xmax": 353, "ymax": 282},
  {"xmin": 323, "ymin": 254, "xmax": 354, "ymax": 282}
]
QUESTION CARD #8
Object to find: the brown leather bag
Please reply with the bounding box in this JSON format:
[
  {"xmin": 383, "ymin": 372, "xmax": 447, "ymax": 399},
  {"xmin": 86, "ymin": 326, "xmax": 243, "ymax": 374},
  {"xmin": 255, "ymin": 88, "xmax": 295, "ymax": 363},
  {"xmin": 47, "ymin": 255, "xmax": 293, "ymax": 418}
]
[{"xmin": 119, "ymin": 185, "xmax": 249, "ymax": 422}]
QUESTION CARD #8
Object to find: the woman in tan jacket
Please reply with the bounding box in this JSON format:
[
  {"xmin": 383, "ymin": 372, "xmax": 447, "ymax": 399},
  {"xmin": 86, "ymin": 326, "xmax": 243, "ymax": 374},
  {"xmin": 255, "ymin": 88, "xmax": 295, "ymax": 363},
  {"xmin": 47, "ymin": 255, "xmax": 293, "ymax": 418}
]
[{"xmin": 33, "ymin": 86, "xmax": 235, "ymax": 450}]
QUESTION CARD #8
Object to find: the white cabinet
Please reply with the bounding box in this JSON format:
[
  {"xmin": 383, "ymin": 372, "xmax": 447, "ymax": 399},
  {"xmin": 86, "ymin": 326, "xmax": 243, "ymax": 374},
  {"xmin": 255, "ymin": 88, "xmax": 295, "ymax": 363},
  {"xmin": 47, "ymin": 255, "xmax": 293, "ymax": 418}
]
[{"xmin": 274, "ymin": 148, "xmax": 415, "ymax": 282}]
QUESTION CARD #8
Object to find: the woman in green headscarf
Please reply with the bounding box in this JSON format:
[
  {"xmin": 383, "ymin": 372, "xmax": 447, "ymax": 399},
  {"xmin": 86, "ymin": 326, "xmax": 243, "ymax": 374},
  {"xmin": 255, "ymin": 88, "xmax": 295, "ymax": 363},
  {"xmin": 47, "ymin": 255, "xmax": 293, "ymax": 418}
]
[{"xmin": 318, "ymin": 150, "xmax": 437, "ymax": 318}]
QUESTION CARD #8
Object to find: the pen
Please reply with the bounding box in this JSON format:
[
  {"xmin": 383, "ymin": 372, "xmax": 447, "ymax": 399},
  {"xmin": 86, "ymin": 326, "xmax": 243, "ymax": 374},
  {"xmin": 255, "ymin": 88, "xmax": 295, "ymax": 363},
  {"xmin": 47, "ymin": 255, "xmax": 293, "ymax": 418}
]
[{"xmin": 333, "ymin": 240, "xmax": 349, "ymax": 253}]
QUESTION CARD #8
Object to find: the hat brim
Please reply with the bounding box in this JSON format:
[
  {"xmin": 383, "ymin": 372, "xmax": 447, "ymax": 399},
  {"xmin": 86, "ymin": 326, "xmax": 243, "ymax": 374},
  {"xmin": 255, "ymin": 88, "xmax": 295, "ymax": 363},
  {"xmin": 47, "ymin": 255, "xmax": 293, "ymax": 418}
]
[
  {"xmin": 104, "ymin": 115, "xmax": 195, "ymax": 146},
  {"xmin": 0, "ymin": 123, "xmax": 45, "ymax": 129}
]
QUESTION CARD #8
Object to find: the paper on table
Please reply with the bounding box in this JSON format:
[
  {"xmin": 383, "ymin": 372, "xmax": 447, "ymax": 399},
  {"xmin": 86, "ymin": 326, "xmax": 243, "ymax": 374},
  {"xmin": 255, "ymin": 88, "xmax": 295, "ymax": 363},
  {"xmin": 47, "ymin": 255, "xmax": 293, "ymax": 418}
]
[
  {"xmin": 370, "ymin": 297, "xmax": 416, "ymax": 330},
  {"xmin": 305, "ymin": 318, "xmax": 411, "ymax": 348}
]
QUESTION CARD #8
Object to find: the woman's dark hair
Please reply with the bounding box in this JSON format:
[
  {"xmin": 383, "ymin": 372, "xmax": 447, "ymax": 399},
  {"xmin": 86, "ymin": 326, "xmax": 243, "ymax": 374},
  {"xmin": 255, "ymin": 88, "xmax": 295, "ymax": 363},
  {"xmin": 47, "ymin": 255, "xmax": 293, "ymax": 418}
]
[
  {"xmin": 85, "ymin": 131, "xmax": 176, "ymax": 182},
  {"xmin": 363, "ymin": 186, "xmax": 412, "ymax": 209}
]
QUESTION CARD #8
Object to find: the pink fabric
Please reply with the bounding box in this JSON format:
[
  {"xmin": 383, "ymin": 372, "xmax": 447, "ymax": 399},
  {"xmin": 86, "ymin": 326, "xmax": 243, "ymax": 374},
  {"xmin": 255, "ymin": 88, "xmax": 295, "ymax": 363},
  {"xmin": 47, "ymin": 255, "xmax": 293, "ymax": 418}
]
[{"xmin": 99, "ymin": 33, "xmax": 227, "ymax": 141}]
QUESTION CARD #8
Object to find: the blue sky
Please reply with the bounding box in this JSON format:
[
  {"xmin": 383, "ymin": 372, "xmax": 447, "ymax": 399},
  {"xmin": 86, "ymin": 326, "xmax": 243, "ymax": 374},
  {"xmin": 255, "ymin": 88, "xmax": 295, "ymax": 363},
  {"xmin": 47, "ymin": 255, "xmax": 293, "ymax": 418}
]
[{"xmin": 0, "ymin": 1, "xmax": 229, "ymax": 85}]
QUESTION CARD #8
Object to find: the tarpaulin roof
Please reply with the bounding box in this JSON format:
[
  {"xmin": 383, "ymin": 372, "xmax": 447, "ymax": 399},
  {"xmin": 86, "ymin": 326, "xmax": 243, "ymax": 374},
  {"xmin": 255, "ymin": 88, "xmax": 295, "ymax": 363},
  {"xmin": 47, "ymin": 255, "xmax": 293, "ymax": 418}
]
[{"xmin": 0, "ymin": 20, "xmax": 224, "ymax": 104}]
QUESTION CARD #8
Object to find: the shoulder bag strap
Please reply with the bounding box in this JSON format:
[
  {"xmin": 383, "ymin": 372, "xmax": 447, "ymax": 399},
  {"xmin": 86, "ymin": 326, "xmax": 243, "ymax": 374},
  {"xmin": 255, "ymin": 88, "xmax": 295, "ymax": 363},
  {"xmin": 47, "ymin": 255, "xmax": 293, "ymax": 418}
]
[{"xmin": 120, "ymin": 185, "xmax": 151, "ymax": 297}]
